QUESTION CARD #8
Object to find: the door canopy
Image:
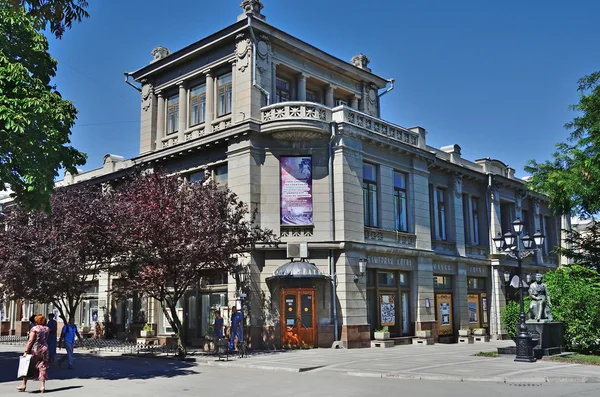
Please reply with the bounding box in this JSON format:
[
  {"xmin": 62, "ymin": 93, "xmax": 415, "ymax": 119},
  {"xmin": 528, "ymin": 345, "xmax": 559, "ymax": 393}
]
[{"xmin": 266, "ymin": 261, "xmax": 328, "ymax": 281}]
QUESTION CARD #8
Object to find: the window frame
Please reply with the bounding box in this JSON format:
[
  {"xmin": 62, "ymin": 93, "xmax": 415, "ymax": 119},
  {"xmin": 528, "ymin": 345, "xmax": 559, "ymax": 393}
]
[
  {"xmin": 276, "ymin": 77, "xmax": 291, "ymax": 103},
  {"xmin": 217, "ymin": 73, "xmax": 232, "ymax": 117},
  {"xmin": 436, "ymin": 187, "xmax": 447, "ymax": 240},
  {"xmin": 393, "ymin": 171, "xmax": 408, "ymax": 233},
  {"xmin": 166, "ymin": 95, "xmax": 179, "ymax": 134},
  {"xmin": 363, "ymin": 163, "xmax": 378, "ymax": 228},
  {"xmin": 189, "ymin": 84, "xmax": 207, "ymax": 126},
  {"xmin": 471, "ymin": 197, "xmax": 480, "ymax": 245}
]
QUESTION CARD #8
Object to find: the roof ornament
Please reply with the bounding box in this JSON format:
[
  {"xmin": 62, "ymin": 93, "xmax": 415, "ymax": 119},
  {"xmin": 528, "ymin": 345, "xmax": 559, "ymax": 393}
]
[
  {"xmin": 351, "ymin": 53, "xmax": 371, "ymax": 72},
  {"xmin": 239, "ymin": 0, "xmax": 266, "ymax": 21},
  {"xmin": 150, "ymin": 46, "xmax": 171, "ymax": 63}
]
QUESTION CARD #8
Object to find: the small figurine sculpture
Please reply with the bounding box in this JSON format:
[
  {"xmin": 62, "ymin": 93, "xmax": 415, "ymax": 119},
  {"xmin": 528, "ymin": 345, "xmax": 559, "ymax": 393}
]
[{"xmin": 528, "ymin": 273, "xmax": 553, "ymax": 322}]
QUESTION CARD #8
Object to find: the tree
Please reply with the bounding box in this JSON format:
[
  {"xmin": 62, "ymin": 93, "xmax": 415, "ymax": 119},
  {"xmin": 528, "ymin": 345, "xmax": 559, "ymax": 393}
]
[
  {"xmin": 110, "ymin": 171, "xmax": 275, "ymax": 356},
  {"xmin": 0, "ymin": 184, "xmax": 116, "ymax": 321},
  {"xmin": 9, "ymin": 0, "xmax": 90, "ymax": 39},
  {"xmin": 544, "ymin": 266, "xmax": 600, "ymax": 354},
  {"xmin": 525, "ymin": 72, "xmax": 600, "ymax": 218},
  {"xmin": 0, "ymin": 2, "xmax": 87, "ymax": 211},
  {"xmin": 554, "ymin": 219, "xmax": 600, "ymax": 271}
]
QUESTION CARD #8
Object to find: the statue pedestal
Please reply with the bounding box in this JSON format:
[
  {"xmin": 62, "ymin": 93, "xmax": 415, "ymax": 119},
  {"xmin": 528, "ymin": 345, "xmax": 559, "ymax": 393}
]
[{"xmin": 525, "ymin": 321, "xmax": 564, "ymax": 358}]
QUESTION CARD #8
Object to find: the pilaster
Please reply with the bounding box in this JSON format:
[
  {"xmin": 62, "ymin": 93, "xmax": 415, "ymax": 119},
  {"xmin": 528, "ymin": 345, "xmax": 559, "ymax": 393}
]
[
  {"xmin": 451, "ymin": 173, "xmax": 466, "ymax": 256},
  {"xmin": 177, "ymin": 82, "xmax": 187, "ymax": 143},
  {"xmin": 156, "ymin": 92, "xmax": 165, "ymax": 149}
]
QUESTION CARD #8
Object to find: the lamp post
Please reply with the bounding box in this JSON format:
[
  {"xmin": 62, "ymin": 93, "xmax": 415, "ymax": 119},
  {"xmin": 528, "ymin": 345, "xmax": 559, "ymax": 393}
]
[
  {"xmin": 492, "ymin": 218, "xmax": 545, "ymax": 363},
  {"xmin": 354, "ymin": 258, "xmax": 367, "ymax": 282}
]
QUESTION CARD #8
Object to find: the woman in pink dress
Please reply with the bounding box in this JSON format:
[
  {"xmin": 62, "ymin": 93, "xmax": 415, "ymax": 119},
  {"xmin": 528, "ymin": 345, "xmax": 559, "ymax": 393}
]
[{"xmin": 17, "ymin": 314, "xmax": 49, "ymax": 393}]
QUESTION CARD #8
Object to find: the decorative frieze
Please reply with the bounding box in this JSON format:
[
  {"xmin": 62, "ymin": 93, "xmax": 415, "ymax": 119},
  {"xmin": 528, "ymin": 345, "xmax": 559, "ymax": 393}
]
[
  {"xmin": 432, "ymin": 240, "xmax": 457, "ymax": 254},
  {"xmin": 280, "ymin": 226, "xmax": 314, "ymax": 237},
  {"xmin": 466, "ymin": 245, "xmax": 489, "ymax": 257},
  {"xmin": 364, "ymin": 227, "xmax": 417, "ymax": 247}
]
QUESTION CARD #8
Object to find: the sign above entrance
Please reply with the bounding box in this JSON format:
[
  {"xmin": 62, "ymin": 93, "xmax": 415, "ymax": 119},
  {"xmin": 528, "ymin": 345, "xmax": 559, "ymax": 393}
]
[
  {"xmin": 433, "ymin": 263, "xmax": 455, "ymax": 274},
  {"xmin": 467, "ymin": 266, "xmax": 489, "ymax": 276},
  {"xmin": 367, "ymin": 255, "xmax": 415, "ymax": 270}
]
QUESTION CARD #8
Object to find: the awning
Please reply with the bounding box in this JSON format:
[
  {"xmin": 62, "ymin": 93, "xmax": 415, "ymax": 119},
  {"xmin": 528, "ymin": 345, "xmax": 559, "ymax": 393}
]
[{"xmin": 266, "ymin": 261, "xmax": 329, "ymax": 281}]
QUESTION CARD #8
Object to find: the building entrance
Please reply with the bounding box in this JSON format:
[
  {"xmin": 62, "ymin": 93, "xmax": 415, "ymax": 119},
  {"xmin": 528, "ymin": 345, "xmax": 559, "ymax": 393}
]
[{"xmin": 280, "ymin": 288, "xmax": 316, "ymax": 348}]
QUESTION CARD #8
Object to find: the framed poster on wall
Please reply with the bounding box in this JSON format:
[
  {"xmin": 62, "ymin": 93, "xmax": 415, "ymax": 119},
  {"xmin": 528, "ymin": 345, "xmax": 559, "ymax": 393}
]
[
  {"xmin": 379, "ymin": 294, "xmax": 395, "ymax": 326},
  {"xmin": 280, "ymin": 156, "xmax": 313, "ymax": 225},
  {"xmin": 467, "ymin": 294, "xmax": 480, "ymax": 327},
  {"xmin": 436, "ymin": 294, "xmax": 453, "ymax": 335}
]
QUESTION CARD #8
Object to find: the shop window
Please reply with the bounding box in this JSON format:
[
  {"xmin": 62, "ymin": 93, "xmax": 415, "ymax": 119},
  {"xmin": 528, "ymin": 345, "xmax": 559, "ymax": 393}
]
[
  {"xmin": 190, "ymin": 84, "xmax": 206, "ymax": 126},
  {"xmin": 276, "ymin": 77, "xmax": 290, "ymax": 103},
  {"xmin": 217, "ymin": 73, "xmax": 232, "ymax": 117},
  {"xmin": 393, "ymin": 171, "xmax": 408, "ymax": 232},
  {"xmin": 167, "ymin": 95, "xmax": 179, "ymax": 134},
  {"xmin": 467, "ymin": 277, "xmax": 486, "ymax": 291},
  {"xmin": 363, "ymin": 163, "xmax": 378, "ymax": 227},
  {"xmin": 378, "ymin": 271, "xmax": 396, "ymax": 287},
  {"xmin": 433, "ymin": 275, "xmax": 452, "ymax": 289}
]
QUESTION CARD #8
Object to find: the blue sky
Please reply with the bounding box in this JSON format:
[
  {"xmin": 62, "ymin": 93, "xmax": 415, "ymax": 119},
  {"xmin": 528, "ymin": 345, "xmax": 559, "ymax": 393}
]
[{"xmin": 47, "ymin": 0, "xmax": 600, "ymax": 178}]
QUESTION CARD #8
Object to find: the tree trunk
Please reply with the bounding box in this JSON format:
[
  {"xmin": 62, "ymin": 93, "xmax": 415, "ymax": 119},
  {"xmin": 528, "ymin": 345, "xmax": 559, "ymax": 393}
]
[{"xmin": 160, "ymin": 301, "xmax": 187, "ymax": 357}]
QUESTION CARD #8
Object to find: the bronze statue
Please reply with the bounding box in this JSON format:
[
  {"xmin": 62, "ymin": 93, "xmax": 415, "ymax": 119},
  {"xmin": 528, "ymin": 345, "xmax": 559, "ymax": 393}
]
[{"xmin": 528, "ymin": 273, "xmax": 553, "ymax": 322}]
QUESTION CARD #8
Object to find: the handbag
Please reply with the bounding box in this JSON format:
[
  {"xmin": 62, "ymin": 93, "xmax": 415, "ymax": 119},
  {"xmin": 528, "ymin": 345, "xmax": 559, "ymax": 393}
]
[{"xmin": 17, "ymin": 355, "xmax": 31, "ymax": 378}]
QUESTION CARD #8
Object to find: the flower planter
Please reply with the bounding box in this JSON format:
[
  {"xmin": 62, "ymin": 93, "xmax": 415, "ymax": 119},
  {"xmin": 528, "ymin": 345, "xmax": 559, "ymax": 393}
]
[
  {"xmin": 374, "ymin": 331, "xmax": 390, "ymax": 340},
  {"xmin": 140, "ymin": 330, "xmax": 155, "ymax": 338},
  {"xmin": 416, "ymin": 330, "xmax": 431, "ymax": 338},
  {"xmin": 458, "ymin": 329, "xmax": 470, "ymax": 337},
  {"xmin": 472, "ymin": 329, "xmax": 486, "ymax": 336}
]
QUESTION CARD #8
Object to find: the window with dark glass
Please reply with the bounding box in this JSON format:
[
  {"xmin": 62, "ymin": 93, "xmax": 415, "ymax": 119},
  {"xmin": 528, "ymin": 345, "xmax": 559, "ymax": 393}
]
[
  {"xmin": 472, "ymin": 197, "xmax": 480, "ymax": 245},
  {"xmin": 363, "ymin": 163, "xmax": 378, "ymax": 227},
  {"xmin": 189, "ymin": 84, "xmax": 206, "ymax": 126},
  {"xmin": 467, "ymin": 277, "xmax": 486, "ymax": 291},
  {"xmin": 167, "ymin": 95, "xmax": 179, "ymax": 134},
  {"xmin": 217, "ymin": 73, "xmax": 232, "ymax": 116},
  {"xmin": 436, "ymin": 188, "xmax": 446, "ymax": 240},
  {"xmin": 393, "ymin": 171, "xmax": 408, "ymax": 232},
  {"xmin": 188, "ymin": 170, "xmax": 205, "ymax": 183},
  {"xmin": 276, "ymin": 77, "xmax": 290, "ymax": 103},
  {"xmin": 214, "ymin": 164, "xmax": 228, "ymax": 190},
  {"xmin": 306, "ymin": 89, "xmax": 317, "ymax": 103},
  {"xmin": 433, "ymin": 275, "xmax": 452, "ymax": 289},
  {"xmin": 378, "ymin": 271, "xmax": 396, "ymax": 287}
]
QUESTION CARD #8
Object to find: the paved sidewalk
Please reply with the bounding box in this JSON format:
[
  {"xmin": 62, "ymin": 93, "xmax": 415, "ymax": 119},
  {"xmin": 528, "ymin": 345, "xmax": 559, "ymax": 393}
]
[{"xmin": 192, "ymin": 341, "xmax": 600, "ymax": 383}]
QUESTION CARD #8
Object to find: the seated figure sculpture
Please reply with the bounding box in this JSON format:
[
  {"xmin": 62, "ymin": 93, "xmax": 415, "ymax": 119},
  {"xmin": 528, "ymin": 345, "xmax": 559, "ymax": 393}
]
[{"xmin": 528, "ymin": 273, "xmax": 553, "ymax": 322}]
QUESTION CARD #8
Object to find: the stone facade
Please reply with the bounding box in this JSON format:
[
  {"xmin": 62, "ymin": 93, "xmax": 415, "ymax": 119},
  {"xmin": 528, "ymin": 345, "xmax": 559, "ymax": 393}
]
[{"xmin": 1, "ymin": 4, "xmax": 567, "ymax": 348}]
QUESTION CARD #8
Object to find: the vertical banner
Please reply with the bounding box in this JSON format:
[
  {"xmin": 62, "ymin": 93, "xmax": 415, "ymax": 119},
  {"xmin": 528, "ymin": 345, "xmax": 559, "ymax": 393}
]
[
  {"xmin": 280, "ymin": 156, "xmax": 313, "ymax": 225},
  {"xmin": 467, "ymin": 294, "xmax": 480, "ymax": 327},
  {"xmin": 436, "ymin": 293, "xmax": 453, "ymax": 335},
  {"xmin": 481, "ymin": 293, "xmax": 488, "ymax": 327}
]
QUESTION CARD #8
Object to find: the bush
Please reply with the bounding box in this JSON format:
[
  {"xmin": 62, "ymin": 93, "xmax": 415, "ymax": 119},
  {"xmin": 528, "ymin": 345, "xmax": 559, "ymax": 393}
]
[
  {"xmin": 501, "ymin": 296, "xmax": 531, "ymax": 340},
  {"xmin": 544, "ymin": 265, "xmax": 600, "ymax": 355}
]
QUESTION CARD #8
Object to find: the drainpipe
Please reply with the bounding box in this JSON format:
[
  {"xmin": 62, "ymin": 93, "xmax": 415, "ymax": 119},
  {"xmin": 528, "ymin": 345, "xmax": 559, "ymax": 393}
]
[
  {"xmin": 124, "ymin": 72, "xmax": 142, "ymax": 92},
  {"xmin": 377, "ymin": 78, "xmax": 395, "ymax": 98},
  {"xmin": 246, "ymin": 14, "xmax": 270, "ymax": 106},
  {"xmin": 329, "ymin": 122, "xmax": 339, "ymax": 341},
  {"xmin": 486, "ymin": 172, "xmax": 499, "ymax": 338}
]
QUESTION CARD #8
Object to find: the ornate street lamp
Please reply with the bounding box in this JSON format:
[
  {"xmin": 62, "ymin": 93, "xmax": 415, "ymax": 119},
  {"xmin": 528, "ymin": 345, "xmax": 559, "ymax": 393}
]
[
  {"xmin": 354, "ymin": 258, "xmax": 367, "ymax": 282},
  {"xmin": 492, "ymin": 218, "xmax": 545, "ymax": 363}
]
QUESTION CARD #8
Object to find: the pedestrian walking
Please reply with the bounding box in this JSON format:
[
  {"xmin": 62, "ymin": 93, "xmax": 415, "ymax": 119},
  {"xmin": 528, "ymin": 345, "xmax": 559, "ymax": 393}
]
[
  {"xmin": 58, "ymin": 317, "xmax": 82, "ymax": 370},
  {"xmin": 228, "ymin": 306, "xmax": 243, "ymax": 352},
  {"xmin": 17, "ymin": 314, "xmax": 49, "ymax": 393},
  {"xmin": 27, "ymin": 315, "xmax": 36, "ymax": 332},
  {"xmin": 46, "ymin": 314, "xmax": 57, "ymax": 364},
  {"xmin": 212, "ymin": 310, "xmax": 224, "ymax": 351}
]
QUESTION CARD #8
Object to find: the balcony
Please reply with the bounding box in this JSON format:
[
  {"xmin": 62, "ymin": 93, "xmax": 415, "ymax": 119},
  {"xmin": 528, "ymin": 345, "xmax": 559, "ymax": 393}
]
[
  {"xmin": 261, "ymin": 102, "xmax": 332, "ymax": 140},
  {"xmin": 432, "ymin": 240, "xmax": 458, "ymax": 255}
]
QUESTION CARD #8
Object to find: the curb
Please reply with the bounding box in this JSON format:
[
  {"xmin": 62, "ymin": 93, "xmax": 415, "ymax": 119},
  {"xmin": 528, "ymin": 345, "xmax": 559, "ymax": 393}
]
[{"xmin": 346, "ymin": 372, "xmax": 600, "ymax": 384}]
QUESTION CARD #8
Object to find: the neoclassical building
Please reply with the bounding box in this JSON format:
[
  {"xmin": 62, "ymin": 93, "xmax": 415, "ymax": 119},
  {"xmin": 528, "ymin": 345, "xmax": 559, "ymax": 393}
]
[{"xmin": 1, "ymin": 1, "xmax": 568, "ymax": 348}]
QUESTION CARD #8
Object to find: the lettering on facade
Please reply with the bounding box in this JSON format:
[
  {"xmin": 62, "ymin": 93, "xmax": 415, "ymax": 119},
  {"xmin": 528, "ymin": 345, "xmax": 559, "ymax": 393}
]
[
  {"xmin": 468, "ymin": 266, "xmax": 486, "ymax": 275},
  {"xmin": 367, "ymin": 256, "xmax": 414, "ymax": 269},
  {"xmin": 433, "ymin": 263, "xmax": 455, "ymax": 272}
]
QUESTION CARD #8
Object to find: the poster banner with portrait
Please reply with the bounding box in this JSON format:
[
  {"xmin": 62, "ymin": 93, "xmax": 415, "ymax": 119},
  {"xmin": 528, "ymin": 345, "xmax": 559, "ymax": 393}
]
[
  {"xmin": 436, "ymin": 294, "xmax": 453, "ymax": 335},
  {"xmin": 481, "ymin": 293, "xmax": 488, "ymax": 327},
  {"xmin": 379, "ymin": 294, "xmax": 396, "ymax": 326},
  {"xmin": 280, "ymin": 156, "xmax": 313, "ymax": 225},
  {"xmin": 467, "ymin": 294, "xmax": 479, "ymax": 327}
]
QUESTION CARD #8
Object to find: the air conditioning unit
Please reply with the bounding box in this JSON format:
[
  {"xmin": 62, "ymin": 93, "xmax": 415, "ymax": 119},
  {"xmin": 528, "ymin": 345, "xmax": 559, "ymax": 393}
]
[
  {"xmin": 334, "ymin": 99, "xmax": 348, "ymax": 107},
  {"xmin": 286, "ymin": 242, "xmax": 308, "ymax": 259}
]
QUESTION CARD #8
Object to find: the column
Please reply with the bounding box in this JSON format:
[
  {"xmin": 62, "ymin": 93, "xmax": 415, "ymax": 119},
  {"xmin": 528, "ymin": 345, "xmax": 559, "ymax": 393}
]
[
  {"xmin": 452, "ymin": 173, "xmax": 466, "ymax": 257},
  {"xmin": 456, "ymin": 263, "xmax": 469, "ymax": 329},
  {"xmin": 156, "ymin": 92, "xmax": 165, "ymax": 148},
  {"xmin": 325, "ymin": 85, "xmax": 334, "ymax": 108},
  {"xmin": 205, "ymin": 71, "xmax": 214, "ymax": 128},
  {"xmin": 230, "ymin": 61, "xmax": 237, "ymax": 122},
  {"xmin": 177, "ymin": 82, "xmax": 187, "ymax": 143},
  {"xmin": 271, "ymin": 63, "xmax": 277, "ymax": 101},
  {"xmin": 297, "ymin": 73, "xmax": 306, "ymax": 101},
  {"xmin": 350, "ymin": 95, "xmax": 359, "ymax": 109}
]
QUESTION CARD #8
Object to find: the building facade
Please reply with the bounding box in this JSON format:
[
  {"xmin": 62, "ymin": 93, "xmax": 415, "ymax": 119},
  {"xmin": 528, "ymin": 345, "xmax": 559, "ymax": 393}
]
[{"xmin": 0, "ymin": 1, "xmax": 568, "ymax": 348}]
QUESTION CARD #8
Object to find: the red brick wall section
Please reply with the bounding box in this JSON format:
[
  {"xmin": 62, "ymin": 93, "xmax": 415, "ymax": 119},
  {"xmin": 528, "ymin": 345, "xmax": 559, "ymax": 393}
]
[{"xmin": 341, "ymin": 324, "xmax": 371, "ymax": 349}]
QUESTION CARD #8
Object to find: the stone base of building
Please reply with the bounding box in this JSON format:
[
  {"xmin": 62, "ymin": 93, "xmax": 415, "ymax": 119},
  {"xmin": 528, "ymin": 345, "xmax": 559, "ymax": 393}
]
[
  {"xmin": 371, "ymin": 339, "xmax": 394, "ymax": 348},
  {"xmin": 412, "ymin": 337, "xmax": 434, "ymax": 345},
  {"xmin": 474, "ymin": 335, "xmax": 490, "ymax": 343},
  {"xmin": 317, "ymin": 324, "xmax": 335, "ymax": 348},
  {"xmin": 458, "ymin": 336, "xmax": 474, "ymax": 344},
  {"xmin": 340, "ymin": 324, "xmax": 371, "ymax": 349}
]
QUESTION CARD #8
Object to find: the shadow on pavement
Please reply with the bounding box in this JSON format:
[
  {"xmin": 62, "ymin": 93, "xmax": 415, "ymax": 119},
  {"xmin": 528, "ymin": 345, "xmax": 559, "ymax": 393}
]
[
  {"xmin": 0, "ymin": 350, "xmax": 197, "ymax": 384},
  {"xmin": 39, "ymin": 385, "xmax": 83, "ymax": 393}
]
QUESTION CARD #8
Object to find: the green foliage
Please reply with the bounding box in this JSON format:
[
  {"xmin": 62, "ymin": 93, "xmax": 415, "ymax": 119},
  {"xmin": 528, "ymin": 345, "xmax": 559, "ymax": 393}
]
[
  {"xmin": 547, "ymin": 354, "xmax": 600, "ymax": 365},
  {"xmin": 554, "ymin": 220, "xmax": 600, "ymax": 270},
  {"xmin": 544, "ymin": 266, "xmax": 600, "ymax": 355},
  {"xmin": 472, "ymin": 351, "xmax": 498, "ymax": 357},
  {"xmin": 142, "ymin": 324, "xmax": 152, "ymax": 332},
  {"xmin": 525, "ymin": 71, "xmax": 600, "ymax": 217},
  {"xmin": 8, "ymin": 0, "xmax": 90, "ymax": 39},
  {"xmin": 500, "ymin": 296, "xmax": 531, "ymax": 340},
  {"xmin": 0, "ymin": 2, "xmax": 87, "ymax": 211}
]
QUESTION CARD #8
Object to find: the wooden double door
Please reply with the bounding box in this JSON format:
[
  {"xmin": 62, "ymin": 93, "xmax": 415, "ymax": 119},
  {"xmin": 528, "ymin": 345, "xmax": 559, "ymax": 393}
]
[{"xmin": 280, "ymin": 288, "xmax": 316, "ymax": 348}]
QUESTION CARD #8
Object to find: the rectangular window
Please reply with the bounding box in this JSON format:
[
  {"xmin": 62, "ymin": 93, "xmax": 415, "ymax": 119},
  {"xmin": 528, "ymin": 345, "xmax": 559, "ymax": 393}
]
[
  {"xmin": 167, "ymin": 95, "xmax": 179, "ymax": 134},
  {"xmin": 393, "ymin": 171, "xmax": 408, "ymax": 232},
  {"xmin": 521, "ymin": 209, "xmax": 529, "ymax": 236},
  {"xmin": 189, "ymin": 84, "xmax": 206, "ymax": 126},
  {"xmin": 306, "ymin": 89, "xmax": 317, "ymax": 103},
  {"xmin": 433, "ymin": 276, "xmax": 452, "ymax": 289},
  {"xmin": 436, "ymin": 188, "xmax": 446, "ymax": 240},
  {"xmin": 363, "ymin": 163, "xmax": 378, "ymax": 228},
  {"xmin": 217, "ymin": 73, "xmax": 232, "ymax": 117},
  {"xmin": 543, "ymin": 216, "xmax": 551, "ymax": 255},
  {"xmin": 276, "ymin": 77, "xmax": 290, "ymax": 103},
  {"xmin": 188, "ymin": 170, "xmax": 205, "ymax": 183},
  {"xmin": 467, "ymin": 277, "xmax": 486, "ymax": 291},
  {"xmin": 472, "ymin": 197, "xmax": 480, "ymax": 245},
  {"xmin": 214, "ymin": 164, "xmax": 228, "ymax": 190},
  {"xmin": 378, "ymin": 271, "xmax": 396, "ymax": 287}
]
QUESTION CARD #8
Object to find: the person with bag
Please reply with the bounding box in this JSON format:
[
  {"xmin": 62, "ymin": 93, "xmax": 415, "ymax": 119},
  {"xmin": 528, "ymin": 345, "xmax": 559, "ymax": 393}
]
[
  {"xmin": 16, "ymin": 314, "xmax": 49, "ymax": 393},
  {"xmin": 57, "ymin": 317, "xmax": 82, "ymax": 370}
]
